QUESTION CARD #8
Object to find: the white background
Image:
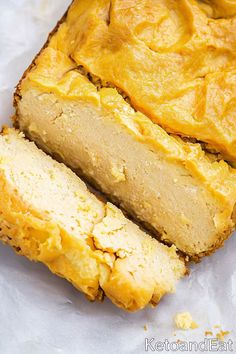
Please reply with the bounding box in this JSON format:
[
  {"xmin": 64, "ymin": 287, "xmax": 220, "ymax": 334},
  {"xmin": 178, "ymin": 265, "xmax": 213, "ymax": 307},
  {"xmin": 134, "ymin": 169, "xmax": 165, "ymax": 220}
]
[{"xmin": 0, "ymin": 1, "xmax": 235, "ymax": 353}]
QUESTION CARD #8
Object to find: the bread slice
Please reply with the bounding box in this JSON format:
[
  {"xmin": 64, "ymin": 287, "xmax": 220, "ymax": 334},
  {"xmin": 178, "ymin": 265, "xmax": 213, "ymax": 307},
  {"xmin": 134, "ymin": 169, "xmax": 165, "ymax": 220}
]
[
  {"xmin": 0, "ymin": 128, "xmax": 186, "ymax": 311},
  {"xmin": 15, "ymin": 0, "xmax": 236, "ymax": 259}
]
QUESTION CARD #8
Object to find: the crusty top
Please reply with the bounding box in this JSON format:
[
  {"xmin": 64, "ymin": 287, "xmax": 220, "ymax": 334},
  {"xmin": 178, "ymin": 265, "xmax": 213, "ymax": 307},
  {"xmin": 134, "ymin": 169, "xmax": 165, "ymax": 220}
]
[
  {"xmin": 19, "ymin": 0, "xmax": 236, "ymax": 230},
  {"xmin": 49, "ymin": 0, "xmax": 236, "ymax": 163}
]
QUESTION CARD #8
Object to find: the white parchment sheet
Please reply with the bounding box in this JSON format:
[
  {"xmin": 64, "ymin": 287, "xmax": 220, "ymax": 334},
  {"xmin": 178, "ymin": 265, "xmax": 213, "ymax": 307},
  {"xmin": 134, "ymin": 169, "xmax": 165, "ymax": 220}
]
[{"xmin": 0, "ymin": 1, "xmax": 235, "ymax": 353}]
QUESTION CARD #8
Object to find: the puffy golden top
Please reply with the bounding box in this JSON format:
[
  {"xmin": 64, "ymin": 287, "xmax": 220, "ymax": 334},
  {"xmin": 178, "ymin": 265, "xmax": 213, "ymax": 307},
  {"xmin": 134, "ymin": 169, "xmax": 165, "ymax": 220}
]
[{"xmin": 49, "ymin": 0, "xmax": 236, "ymax": 162}]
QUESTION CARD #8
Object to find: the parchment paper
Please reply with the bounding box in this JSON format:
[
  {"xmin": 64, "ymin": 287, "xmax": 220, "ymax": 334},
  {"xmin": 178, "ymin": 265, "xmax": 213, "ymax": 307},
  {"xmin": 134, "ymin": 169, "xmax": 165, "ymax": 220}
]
[{"xmin": 0, "ymin": 1, "xmax": 235, "ymax": 353}]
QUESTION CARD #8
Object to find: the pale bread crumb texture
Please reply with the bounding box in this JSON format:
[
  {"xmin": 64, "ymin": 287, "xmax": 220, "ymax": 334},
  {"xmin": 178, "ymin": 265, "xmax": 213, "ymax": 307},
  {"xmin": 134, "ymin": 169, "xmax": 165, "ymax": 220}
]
[{"xmin": 174, "ymin": 312, "xmax": 199, "ymax": 330}]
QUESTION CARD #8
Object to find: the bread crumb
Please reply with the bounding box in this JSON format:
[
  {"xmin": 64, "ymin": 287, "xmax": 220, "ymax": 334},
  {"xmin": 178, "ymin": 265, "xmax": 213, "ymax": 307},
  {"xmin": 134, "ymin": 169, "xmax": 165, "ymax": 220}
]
[
  {"xmin": 174, "ymin": 312, "xmax": 199, "ymax": 330},
  {"xmin": 205, "ymin": 331, "xmax": 213, "ymax": 336},
  {"xmin": 143, "ymin": 324, "xmax": 148, "ymax": 331},
  {"xmin": 216, "ymin": 330, "xmax": 230, "ymax": 341},
  {"xmin": 204, "ymin": 326, "xmax": 231, "ymax": 341}
]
